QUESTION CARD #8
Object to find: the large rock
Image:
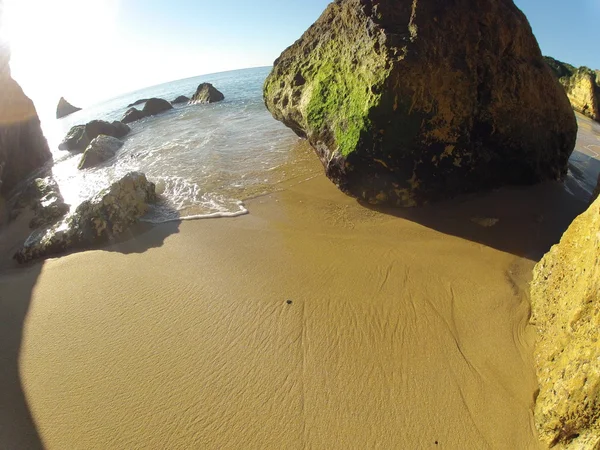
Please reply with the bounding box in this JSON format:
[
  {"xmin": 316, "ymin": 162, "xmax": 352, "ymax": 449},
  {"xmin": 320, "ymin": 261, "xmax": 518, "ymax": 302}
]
[
  {"xmin": 127, "ymin": 99, "xmax": 148, "ymax": 108},
  {"xmin": 142, "ymin": 98, "xmax": 173, "ymax": 116},
  {"xmin": 121, "ymin": 107, "xmax": 146, "ymax": 124},
  {"xmin": 0, "ymin": 46, "xmax": 52, "ymax": 197},
  {"xmin": 264, "ymin": 0, "xmax": 577, "ymax": 206},
  {"xmin": 78, "ymin": 135, "xmax": 123, "ymax": 169},
  {"xmin": 59, "ymin": 120, "xmax": 130, "ymax": 152},
  {"xmin": 545, "ymin": 57, "xmax": 600, "ymax": 122},
  {"xmin": 120, "ymin": 98, "xmax": 173, "ymax": 124},
  {"xmin": 531, "ymin": 195, "xmax": 600, "ymax": 449},
  {"xmin": 56, "ymin": 97, "xmax": 82, "ymax": 119},
  {"xmin": 28, "ymin": 177, "xmax": 69, "ymax": 229},
  {"xmin": 190, "ymin": 83, "xmax": 224, "ymax": 104},
  {"xmin": 15, "ymin": 172, "xmax": 156, "ymax": 263}
]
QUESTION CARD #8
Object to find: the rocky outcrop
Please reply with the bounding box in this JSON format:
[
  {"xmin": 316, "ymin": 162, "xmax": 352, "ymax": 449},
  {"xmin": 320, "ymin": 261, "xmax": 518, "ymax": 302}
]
[
  {"xmin": 56, "ymin": 97, "xmax": 82, "ymax": 119},
  {"xmin": 264, "ymin": 0, "xmax": 577, "ymax": 206},
  {"xmin": 0, "ymin": 46, "xmax": 52, "ymax": 197},
  {"xmin": 127, "ymin": 99, "xmax": 148, "ymax": 108},
  {"xmin": 120, "ymin": 98, "xmax": 173, "ymax": 124},
  {"xmin": 190, "ymin": 83, "xmax": 224, "ymax": 104},
  {"xmin": 59, "ymin": 120, "xmax": 130, "ymax": 152},
  {"xmin": 15, "ymin": 172, "xmax": 156, "ymax": 263},
  {"xmin": 172, "ymin": 95, "xmax": 190, "ymax": 104},
  {"xmin": 545, "ymin": 57, "xmax": 600, "ymax": 122},
  {"xmin": 78, "ymin": 135, "xmax": 123, "ymax": 169},
  {"xmin": 28, "ymin": 177, "xmax": 69, "ymax": 229},
  {"xmin": 531, "ymin": 195, "xmax": 600, "ymax": 449}
]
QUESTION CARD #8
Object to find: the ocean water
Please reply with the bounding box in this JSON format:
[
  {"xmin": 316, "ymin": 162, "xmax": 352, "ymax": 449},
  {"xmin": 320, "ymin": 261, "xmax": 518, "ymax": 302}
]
[{"xmin": 41, "ymin": 67, "xmax": 318, "ymax": 222}]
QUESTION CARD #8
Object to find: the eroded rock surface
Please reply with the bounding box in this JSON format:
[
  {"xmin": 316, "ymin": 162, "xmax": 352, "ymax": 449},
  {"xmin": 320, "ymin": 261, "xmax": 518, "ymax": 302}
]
[
  {"xmin": 264, "ymin": 0, "xmax": 577, "ymax": 206},
  {"xmin": 191, "ymin": 83, "xmax": 224, "ymax": 104},
  {"xmin": 531, "ymin": 195, "xmax": 600, "ymax": 449},
  {"xmin": 56, "ymin": 97, "xmax": 82, "ymax": 119},
  {"xmin": 546, "ymin": 57, "xmax": 600, "ymax": 122},
  {"xmin": 28, "ymin": 177, "xmax": 69, "ymax": 229},
  {"xmin": 15, "ymin": 172, "xmax": 156, "ymax": 263},
  {"xmin": 78, "ymin": 135, "xmax": 124, "ymax": 169}
]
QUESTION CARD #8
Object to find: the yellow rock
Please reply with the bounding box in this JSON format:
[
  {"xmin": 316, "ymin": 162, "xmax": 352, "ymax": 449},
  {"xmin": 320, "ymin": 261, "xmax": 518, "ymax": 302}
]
[{"xmin": 531, "ymin": 195, "xmax": 600, "ymax": 448}]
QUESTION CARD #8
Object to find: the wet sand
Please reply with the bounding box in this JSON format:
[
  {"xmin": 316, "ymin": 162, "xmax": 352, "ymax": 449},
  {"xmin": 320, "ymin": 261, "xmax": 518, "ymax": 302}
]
[{"xmin": 1, "ymin": 114, "xmax": 599, "ymax": 449}]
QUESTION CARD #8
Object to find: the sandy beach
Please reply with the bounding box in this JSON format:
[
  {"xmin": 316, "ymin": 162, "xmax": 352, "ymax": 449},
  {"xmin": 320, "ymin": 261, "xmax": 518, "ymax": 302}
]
[{"xmin": 4, "ymin": 138, "xmax": 597, "ymax": 449}]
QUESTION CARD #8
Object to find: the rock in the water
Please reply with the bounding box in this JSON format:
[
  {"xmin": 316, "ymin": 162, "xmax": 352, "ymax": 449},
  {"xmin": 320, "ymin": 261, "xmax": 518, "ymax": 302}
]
[
  {"xmin": 546, "ymin": 57, "xmax": 600, "ymax": 122},
  {"xmin": 121, "ymin": 107, "xmax": 146, "ymax": 124},
  {"xmin": 0, "ymin": 46, "xmax": 52, "ymax": 198},
  {"xmin": 142, "ymin": 98, "xmax": 173, "ymax": 116},
  {"xmin": 15, "ymin": 172, "xmax": 156, "ymax": 263},
  {"xmin": 56, "ymin": 97, "xmax": 82, "ymax": 119},
  {"xmin": 172, "ymin": 95, "xmax": 190, "ymax": 104},
  {"xmin": 58, "ymin": 124, "xmax": 88, "ymax": 152},
  {"xmin": 127, "ymin": 99, "xmax": 148, "ymax": 108},
  {"xmin": 78, "ymin": 135, "xmax": 123, "ymax": 169},
  {"xmin": 264, "ymin": 0, "xmax": 577, "ymax": 206},
  {"xmin": 531, "ymin": 194, "xmax": 600, "ymax": 449},
  {"xmin": 28, "ymin": 177, "xmax": 69, "ymax": 229},
  {"xmin": 111, "ymin": 120, "xmax": 131, "ymax": 138},
  {"xmin": 59, "ymin": 120, "xmax": 130, "ymax": 152},
  {"xmin": 190, "ymin": 83, "xmax": 224, "ymax": 104}
]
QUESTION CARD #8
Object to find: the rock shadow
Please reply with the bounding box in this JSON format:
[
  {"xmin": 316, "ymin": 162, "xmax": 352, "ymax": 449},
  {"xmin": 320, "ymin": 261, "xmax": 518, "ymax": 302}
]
[{"xmin": 360, "ymin": 150, "xmax": 600, "ymax": 261}]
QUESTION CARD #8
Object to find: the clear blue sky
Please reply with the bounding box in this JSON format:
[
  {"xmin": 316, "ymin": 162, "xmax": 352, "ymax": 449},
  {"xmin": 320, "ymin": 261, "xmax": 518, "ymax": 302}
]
[{"xmin": 4, "ymin": 0, "xmax": 599, "ymax": 114}]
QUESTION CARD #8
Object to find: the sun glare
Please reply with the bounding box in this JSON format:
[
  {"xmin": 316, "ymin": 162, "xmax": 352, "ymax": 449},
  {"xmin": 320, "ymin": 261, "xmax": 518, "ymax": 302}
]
[{"xmin": 4, "ymin": 0, "xmax": 119, "ymax": 115}]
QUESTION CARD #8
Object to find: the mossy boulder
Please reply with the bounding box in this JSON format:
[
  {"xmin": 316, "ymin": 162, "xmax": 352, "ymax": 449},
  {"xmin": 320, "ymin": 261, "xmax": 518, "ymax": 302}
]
[
  {"xmin": 15, "ymin": 172, "xmax": 156, "ymax": 263},
  {"xmin": 190, "ymin": 83, "xmax": 224, "ymax": 104},
  {"xmin": 531, "ymin": 194, "xmax": 600, "ymax": 448},
  {"xmin": 264, "ymin": 0, "xmax": 577, "ymax": 206},
  {"xmin": 545, "ymin": 56, "xmax": 600, "ymax": 122}
]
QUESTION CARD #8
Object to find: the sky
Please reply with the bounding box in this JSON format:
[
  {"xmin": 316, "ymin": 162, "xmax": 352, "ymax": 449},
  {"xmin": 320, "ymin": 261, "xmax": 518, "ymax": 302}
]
[{"xmin": 1, "ymin": 0, "xmax": 599, "ymax": 117}]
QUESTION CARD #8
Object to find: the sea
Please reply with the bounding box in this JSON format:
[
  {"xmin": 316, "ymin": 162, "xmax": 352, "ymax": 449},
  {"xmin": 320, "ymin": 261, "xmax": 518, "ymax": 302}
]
[
  {"xmin": 38, "ymin": 65, "xmax": 600, "ymax": 223},
  {"xmin": 40, "ymin": 66, "xmax": 318, "ymax": 223}
]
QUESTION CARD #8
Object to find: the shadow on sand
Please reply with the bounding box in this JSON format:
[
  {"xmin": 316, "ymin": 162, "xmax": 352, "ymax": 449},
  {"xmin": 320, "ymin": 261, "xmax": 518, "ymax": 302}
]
[
  {"xmin": 0, "ymin": 208, "xmax": 181, "ymax": 448},
  {"xmin": 360, "ymin": 150, "xmax": 600, "ymax": 261}
]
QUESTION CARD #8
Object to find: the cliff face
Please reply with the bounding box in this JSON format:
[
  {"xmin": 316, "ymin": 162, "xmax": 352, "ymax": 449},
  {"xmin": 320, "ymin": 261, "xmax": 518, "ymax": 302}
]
[
  {"xmin": 531, "ymin": 194, "xmax": 600, "ymax": 448},
  {"xmin": 0, "ymin": 44, "xmax": 52, "ymax": 198},
  {"xmin": 264, "ymin": 0, "xmax": 577, "ymax": 206},
  {"xmin": 545, "ymin": 56, "xmax": 600, "ymax": 122}
]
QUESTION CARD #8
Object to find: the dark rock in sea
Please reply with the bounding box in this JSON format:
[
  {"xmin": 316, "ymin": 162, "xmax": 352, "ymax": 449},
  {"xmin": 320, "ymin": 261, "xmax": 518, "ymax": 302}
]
[
  {"xmin": 15, "ymin": 172, "xmax": 156, "ymax": 263},
  {"xmin": 172, "ymin": 95, "xmax": 190, "ymax": 104},
  {"xmin": 121, "ymin": 107, "xmax": 146, "ymax": 124},
  {"xmin": 190, "ymin": 83, "xmax": 224, "ymax": 104},
  {"xmin": 56, "ymin": 97, "xmax": 82, "ymax": 119},
  {"xmin": 545, "ymin": 56, "xmax": 600, "ymax": 122},
  {"xmin": 127, "ymin": 99, "xmax": 148, "ymax": 108},
  {"xmin": 0, "ymin": 47, "xmax": 52, "ymax": 199},
  {"xmin": 142, "ymin": 98, "xmax": 174, "ymax": 116},
  {"xmin": 78, "ymin": 135, "xmax": 124, "ymax": 170},
  {"xmin": 59, "ymin": 120, "xmax": 131, "ymax": 152},
  {"xmin": 28, "ymin": 177, "xmax": 70, "ymax": 229},
  {"xmin": 264, "ymin": 0, "xmax": 577, "ymax": 206},
  {"xmin": 58, "ymin": 124, "xmax": 89, "ymax": 152},
  {"xmin": 111, "ymin": 121, "xmax": 131, "ymax": 138}
]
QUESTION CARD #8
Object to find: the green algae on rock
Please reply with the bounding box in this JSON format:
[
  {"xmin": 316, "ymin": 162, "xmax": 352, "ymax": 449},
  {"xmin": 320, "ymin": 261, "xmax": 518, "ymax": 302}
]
[
  {"xmin": 545, "ymin": 56, "xmax": 600, "ymax": 122},
  {"xmin": 15, "ymin": 172, "xmax": 156, "ymax": 263},
  {"xmin": 531, "ymin": 194, "xmax": 600, "ymax": 449},
  {"xmin": 264, "ymin": 0, "xmax": 577, "ymax": 206}
]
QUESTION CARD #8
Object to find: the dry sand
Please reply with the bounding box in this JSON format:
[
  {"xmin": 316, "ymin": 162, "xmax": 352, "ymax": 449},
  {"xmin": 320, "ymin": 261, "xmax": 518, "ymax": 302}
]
[{"xmin": 2, "ymin": 116, "xmax": 599, "ymax": 449}]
